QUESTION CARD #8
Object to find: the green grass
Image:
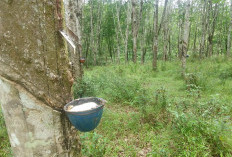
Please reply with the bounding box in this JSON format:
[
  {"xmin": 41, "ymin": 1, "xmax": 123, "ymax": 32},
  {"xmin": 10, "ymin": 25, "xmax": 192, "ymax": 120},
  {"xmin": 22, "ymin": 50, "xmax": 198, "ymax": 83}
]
[
  {"xmin": 0, "ymin": 57, "xmax": 232, "ymax": 156},
  {"xmin": 0, "ymin": 108, "xmax": 12, "ymax": 157},
  {"xmin": 78, "ymin": 57, "xmax": 232, "ymax": 157}
]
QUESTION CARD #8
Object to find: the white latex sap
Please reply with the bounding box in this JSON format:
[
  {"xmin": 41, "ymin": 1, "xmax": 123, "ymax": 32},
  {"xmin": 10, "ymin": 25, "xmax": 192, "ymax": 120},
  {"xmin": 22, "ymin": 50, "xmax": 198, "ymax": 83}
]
[{"xmin": 69, "ymin": 102, "xmax": 99, "ymax": 112}]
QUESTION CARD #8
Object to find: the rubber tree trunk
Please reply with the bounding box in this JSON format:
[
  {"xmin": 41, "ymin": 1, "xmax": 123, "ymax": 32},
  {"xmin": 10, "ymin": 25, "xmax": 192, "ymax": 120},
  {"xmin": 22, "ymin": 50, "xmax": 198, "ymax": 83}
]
[
  {"xmin": 131, "ymin": 0, "xmax": 138, "ymax": 63},
  {"xmin": 200, "ymin": 0, "xmax": 208, "ymax": 58},
  {"xmin": 141, "ymin": 11, "xmax": 148, "ymax": 64},
  {"xmin": 0, "ymin": 0, "xmax": 81, "ymax": 156},
  {"xmin": 207, "ymin": 2, "xmax": 218, "ymax": 57},
  {"xmin": 181, "ymin": 0, "xmax": 191, "ymax": 77},
  {"xmin": 152, "ymin": 0, "xmax": 159, "ymax": 70},
  {"xmin": 227, "ymin": 0, "xmax": 232, "ymax": 57},
  {"xmin": 125, "ymin": 1, "xmax": 131, "ymax": 63}
]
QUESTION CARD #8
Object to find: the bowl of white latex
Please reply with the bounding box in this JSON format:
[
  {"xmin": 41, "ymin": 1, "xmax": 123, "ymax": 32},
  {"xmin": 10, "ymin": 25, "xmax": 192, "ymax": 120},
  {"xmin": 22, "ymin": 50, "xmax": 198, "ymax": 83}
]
[{"xmin": 64, "ymin": 97, "xmax": 106, "ymax": 132}]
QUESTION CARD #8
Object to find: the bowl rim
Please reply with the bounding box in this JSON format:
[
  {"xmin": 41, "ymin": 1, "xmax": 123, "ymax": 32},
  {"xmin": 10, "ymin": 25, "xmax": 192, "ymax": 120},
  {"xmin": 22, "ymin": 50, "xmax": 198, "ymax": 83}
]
[{"xmin": 64, "ymin": 97, "xmax": 105, "ymax": 115}]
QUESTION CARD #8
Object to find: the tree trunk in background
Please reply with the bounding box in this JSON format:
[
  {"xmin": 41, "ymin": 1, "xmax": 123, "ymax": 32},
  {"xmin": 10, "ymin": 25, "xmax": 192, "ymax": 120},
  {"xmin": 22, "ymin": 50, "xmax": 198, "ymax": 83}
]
[
  {"xmin": 90, "ymin": 0, "xmax": 97, "ymax": 65},
  {"xmin": 125, "ymin": 1, "xmax": 131, "ymax": 63},
  {"xmin": 181, "ymin": 0, "xmax": 191, "ymax": 77},
  {"xmin": 113, "ymin": 1, "xmax": 121, "ymax": 64},
  {"xmin": 158, "ymin": 0, "xmax": 169, "ymax": 35},
  {"xmin": 227, "ymin": 0, "xmax": 232, "ymax": 57},
  {"xmin": 163, "ymin": 28, "xmax": 168, "ymax": 61},
  {"xmin": 177, "ymin": 0, "xmax": 183, "ymax": 59},
  {"xmin": 131, "ymin": 0, "xmax": 137, "ymax": 63},
  {"xmin": 200, "ymin": 0, "xmax": 208, "ymax": 58},
  {"xmin": 97, "ymin": 0, "xmax": 103, "ymax": 60},
  {"xmin": 153, "ymin": 0, "xmax": 159, "ymax": 70},
  {"xmin": 0, "ymin": 0, "xmax": 82, "ymax": 156},
  {"xmin": 116, "ymin": 0, "xmax": 125, "ymax": 44},
  {"xmin": 85, "ymin": 37, "xmax": 90, "ymax": 67},
  {"xmin": 193, "ymin": 26, "xmax": 197, "ymax": 54},
  {"xmin": 207, "ymin": 2, "xmax": 218, "ymax": 57},
  {"xmin": 116, "ymin": 29, "xmax": 121, "ymax": 64},
  {"xmin": 178, "ymin": 23, "xmax": 182, "ymax": 58},
  {"xmin": 162, "ymin": 1, "xmax": 170, "ymax": 61},
  {"xmin": 141, "ymin": 10, "xmax": 148, "ymax": 64},
  {"xmin": 168, "ymin": 31, "xmax": 171, "ymax": 57},
  {"xmin": 131, "ymin": 0, "xmax": 143, "ymax": 63}
]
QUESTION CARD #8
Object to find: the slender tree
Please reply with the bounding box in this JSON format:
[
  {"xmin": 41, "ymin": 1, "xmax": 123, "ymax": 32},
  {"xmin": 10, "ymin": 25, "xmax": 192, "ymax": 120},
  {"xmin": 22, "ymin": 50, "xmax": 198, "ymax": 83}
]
[
  {"xmin": 131, "ymin": 0, "xmax": 143, "ymax": 63},
  {"xmin": 207, "ymin": 1, "xmax": 218, "ymax": 57},
  {"xmin": 200, "ymin": 0, "xmax": 208, "ymax": 58},
  {"xmin": 158, "ymin": 0, "xmax": 169, "ymax": 35},
  {"xmin": 181, "ymin": 0, "xmax": 191, "ymax": 77},
  {"xmin": 90, "ymin": 0, "xmax": 97, "ymax": 65},
  {"xmin": 141, "ymin": 10, "xmax": 148, "ymax": 64},
  {"xmin": 125, "ymin": 1, "xmax": 131, "ymax": 63},
  {"xmin": 227, "ymin": 0, "xmax": 232, "ymax": 57},
  {"xmin": 162, "ymin": 1, "xmax": 170, "ymax": 61},
  {"xmin": 153, "ymin": 0, "xmax": 159, "ymax": 70}
]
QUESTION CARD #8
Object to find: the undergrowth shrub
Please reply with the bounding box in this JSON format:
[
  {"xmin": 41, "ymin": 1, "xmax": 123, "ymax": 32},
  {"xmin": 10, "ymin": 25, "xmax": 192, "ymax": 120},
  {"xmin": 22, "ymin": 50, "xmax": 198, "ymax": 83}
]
[
  {"xmin": 168, "ymin": 95, "xmax": 232, "ymax": 156},
  {"xmin": 170, "ymin": 112, "xmax": 231, "ymax": 156},
  {"xmin": 185, "ymin": 72, "xmax": 207, "ymax": 91},
  {"xmin": 73, "ymin": 77, "xmax": 96, "ymax": 98},
  {"xmin": 78, "ymin": 69, "xmax": 151, "ymax": 106},
  {"xmin": 80, "ymin": 132, "xmax": 106, "ymax": 157},
  {"xmin": 141, "ymin": 87, "xmax": 171, "ymax": 126},
  {"xmin": 219, "ymin": 65, "xmax": 232, "ymax": 81}
]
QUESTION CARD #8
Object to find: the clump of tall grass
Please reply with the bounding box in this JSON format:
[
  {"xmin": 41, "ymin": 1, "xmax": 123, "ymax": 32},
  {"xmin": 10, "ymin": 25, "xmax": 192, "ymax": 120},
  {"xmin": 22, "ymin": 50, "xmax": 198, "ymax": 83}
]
[
  {"xmin": 80, "ymin": 132, "xmax": 107, "ymax": 157},
  {"xmin": 140, "ymin": 87, "xmax": 171, "ymax": 126},
  {"xmin": 75, "ymin": 64, "xmax": 152, "ymax": 106},
  {"xmin": 0, "ymin": 109, "xmax": 12, "ymax": 157}
]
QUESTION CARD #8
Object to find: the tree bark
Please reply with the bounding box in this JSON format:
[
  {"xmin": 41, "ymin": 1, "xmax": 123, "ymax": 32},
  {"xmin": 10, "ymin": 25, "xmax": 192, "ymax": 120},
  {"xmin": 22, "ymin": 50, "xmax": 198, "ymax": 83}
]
[
  {"xmin": 125, "ymin": 1, "xmax": 131, "ymax": 63},
  {"xmin": 97, "ymin": 0, "xmax": 103, "ymax": 59},
  {"xmin": 114, "ymin": 1, "xmax": 121, "ymax": 64},
  {"xmin": 141, "ymin": 11, "xmax": 148, "ymax": 64},
  {"xmin": 177, "ymin": 0, "xmax": 183, "ymax": 59},
  {"xmin": 131, "ymin": 0, "xmax": 143, "ymax": 63},
  {"xmin": 181, "ymin": 0, "xmax": 191, "ymax": 77},
  {"xmin": 131, "ymin": 0, "xmax": 138, "ymax": 63},
  {"xmin": 162, "ymin": 1, "xmax": 170, "ymax": 61},
  {"xmin": 158, "ymin": 0, "xmax": 169, "ymax": 35},
  {"xmin": 227, "ymin": 0, "xmax": 232, "ymax": 57},
  {"xmin": 193, "ymin": 26, "xmax": 197, "ymax": 54},
  {"xmin": 200, "ymin": 0, "xmax": 208, "ymax": 58},
  {"xmin": 153, "ymin": 0, "xmax": 159, "ymax": 70},
  {"xmin": 90, "ymin": 0, "xmax": 97, "ymax": 65},
  {"xmin": 63, "ymin": 0, "xmax": 83, "ymax": 78},
  {"xmin": 207, "ymin": 1, "xmax": 218, "ymax": 57},
  {"xmin": 0, "ymin": 0, "xmax": 82, "ymax": 156}
]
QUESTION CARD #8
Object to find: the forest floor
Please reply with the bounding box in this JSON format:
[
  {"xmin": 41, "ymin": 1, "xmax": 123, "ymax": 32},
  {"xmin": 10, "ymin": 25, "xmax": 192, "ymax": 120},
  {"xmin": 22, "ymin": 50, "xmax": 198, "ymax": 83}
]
[
  {"xmin": 1, "ymin": 56, "xmax": 232, "ymax": 156},
  {"xmin": 78, "ymin": 56, "xmax": 232, "ymax": 157}
]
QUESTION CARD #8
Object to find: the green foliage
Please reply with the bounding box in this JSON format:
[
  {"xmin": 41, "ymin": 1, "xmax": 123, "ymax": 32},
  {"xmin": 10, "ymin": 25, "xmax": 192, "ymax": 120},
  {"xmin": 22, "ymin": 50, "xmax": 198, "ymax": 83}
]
[
  {"xmin": 80, "ymin": 64, "xmax": 152, "ymax": 106},
  {"xmin": 170, "ymin": 106, "xmax": 231, "ymax": 156},
  {"xmin": 80, "ymin": 132, "xmax": 106, "ymax": 157},
  {"xmin": 73, "ymin": 77, "xmax": 96, "ymax": 98},
  {"xmin": 0, "ymin": 108, "xmax": 12, "ymax": 157},
  {"xmin": 79, "ymin": 58, "xmax": 232, "ymax": 156},
  {"xmin": 141, "ymin": 87, "xmax": 170, "ymax": 126},
  {"xmin": 219, "ymin": 65, "xmax": 232, "ymax": 81},
  {"xmin": 185, "ymin": 72, "xmax": 207, "ymax": 91}
]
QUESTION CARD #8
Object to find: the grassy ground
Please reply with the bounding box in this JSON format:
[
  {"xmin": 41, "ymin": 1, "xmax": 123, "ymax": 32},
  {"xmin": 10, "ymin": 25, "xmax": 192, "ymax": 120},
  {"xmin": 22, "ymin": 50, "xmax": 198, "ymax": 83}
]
[
  {"xmin": 77, "ymin": 57, "xmax": 232, "ymax": 157},
  {"xmin": 0, "ymin": 57, "xmax": 232, "ymax": 156}
]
